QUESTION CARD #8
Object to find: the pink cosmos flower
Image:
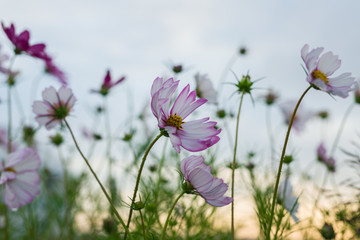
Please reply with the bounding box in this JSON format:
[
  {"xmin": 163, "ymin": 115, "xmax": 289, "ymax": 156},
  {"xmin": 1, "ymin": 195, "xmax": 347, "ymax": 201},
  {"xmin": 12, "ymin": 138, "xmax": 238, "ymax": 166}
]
[
  {"xmin": 194, "ymin": 73, "xmax": 217, "ymax": 104},
  {"xmin": 91, "ymin": 70, "xmax": 125, "ymax": 96},
  {"xmin": 279, "ymin": 100, "xmax": 314, "ymax": 132},
  {"xmin": 33, "ymin": 86, "xmax": 76, "ymax": 130},
  {"xmin": 180, "ymin": 155, "xmax": 233, "ymax": 207},
  {"xmin": 1, "ymin": 22, "xmax": 49, "ymax": 60},
  {"xmin": 278, "ymin": 177, "xmax": 299, "ymax": 222},
  {"xmin": 317, "ymin": 143, "xmax": 336, "ymax": 172},
  {"xmin": 151, "ymin": 77, "xmax": 221, "ymax": 153},
  {"xmin": 44, "ymin": 59, "xmax": 67, "ymax": 86},
  {"xmin": 301, "ymin": 44, "xmax": 355, "ymax": 98},
  {"xmin": 354, "ymin": 78, "xmax": 360, "ymax": 104},
  {"xmin": 0, "ymin": 148, "xmax": 41, "ymax": 209}
]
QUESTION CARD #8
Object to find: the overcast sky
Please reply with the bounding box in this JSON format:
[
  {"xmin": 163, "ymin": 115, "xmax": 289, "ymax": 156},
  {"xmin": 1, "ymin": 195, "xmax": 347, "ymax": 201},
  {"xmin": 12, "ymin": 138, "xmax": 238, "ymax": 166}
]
[{"xmin": 1, "ymin": 1, "xmax": 360, "ymax": 196}]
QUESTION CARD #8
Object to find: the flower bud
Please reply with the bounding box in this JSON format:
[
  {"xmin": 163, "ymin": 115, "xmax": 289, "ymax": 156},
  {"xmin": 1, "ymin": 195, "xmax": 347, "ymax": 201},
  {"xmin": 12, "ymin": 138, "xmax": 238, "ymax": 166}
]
[
  {"xmin": 283, "ymin": 155, "xmax": 294, "ymax": 164},
  {"xmin": 50, "ymin": 133, "xmax": 63, "ymax": 146},
  {"xmin": 319, "ymin": 223, "xmax": 335, "ymax": 240}
]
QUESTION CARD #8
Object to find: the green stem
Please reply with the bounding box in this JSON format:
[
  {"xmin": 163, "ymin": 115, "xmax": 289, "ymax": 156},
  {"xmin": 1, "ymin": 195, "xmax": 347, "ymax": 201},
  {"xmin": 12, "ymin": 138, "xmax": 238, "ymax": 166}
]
[
  {"xmin": 160, "ymin": 192, "xmax": 185, "ymax": 240},
  {"xmin": 139, "ymin": 209, "xmax": 146, "ymax": 240},
  {"xmin": 266, "ymin": 85, "xmax": 312, "ymax": 240},
  {"xmin": 64, "ymin": 119, "xmax": 133, "ymax": 240},
  {"xmin": 5, "ymin": 55, "xmax": 16, "ymax": 240},
  {"xmin": 231, "ymin": 92, "xmax": 245, "ymax": 240},
  {"xmin": 7, "ymin": 85, "xmax": 12, "ymax": 154},
  {"xmin": 330, "ymin": 103, "xmax": 355, "ymax": 157},
  {"xmin": 266, "ymin": 106, "xmax": 276, "ymax": 170},
  {"xmin": 311, "ymin": 170, "xmax": 329, "ymax": 222},
  {"xmin": 57, "ymin": 148, "xmax": 70, "ymax": 240},
  {"xmin": 124, "ymin": 133, "xmax": 162, "ymax": 240}
]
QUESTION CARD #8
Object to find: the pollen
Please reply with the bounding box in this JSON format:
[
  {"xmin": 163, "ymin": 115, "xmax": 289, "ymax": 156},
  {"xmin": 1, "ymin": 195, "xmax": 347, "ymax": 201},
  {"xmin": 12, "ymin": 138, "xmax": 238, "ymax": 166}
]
[
  {"xmin": 166, "ymin": 114, "xmax": 184, "ymax": 130},
  {"xmin": 312, "ymin": 70, "xmax": 328, "ymax": 84},
  {"xmin": 6, "ymin": 167, "xmax": 16, "ymax": 173}
]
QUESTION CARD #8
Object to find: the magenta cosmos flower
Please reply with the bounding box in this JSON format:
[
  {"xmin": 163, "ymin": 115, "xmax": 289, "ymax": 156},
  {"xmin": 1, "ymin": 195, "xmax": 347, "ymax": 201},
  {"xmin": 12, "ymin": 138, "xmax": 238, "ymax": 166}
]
[
  {"xmin": 180, "ymin": 155, "xmax": 232, "ymax": 207},
  {"xmin": 151, "ymin": 77, "xmax": 221, "ymax": 153},
  {"xmin": 44, "ymin": 59, "xmax": 67, "ymax": 86},
  {"xmin": 33, "ymin": 86, "xmax": 76, "ymax": 130},
  {"xmin": 301, "ymin": 44, "xmax": 355, "ymax": 98},
  {"xmin": 1, "ymin": 22, "xmax": 49, "ymax": 60},
  {"xmin": 91, "ymin": 70, "xmax": 125, "ymax": 96},
  {"xmin": 317, "ymin": 143, "xmax": 336, "ymax": 172},
  {"xmin": 0, "ymin": 148, "xmax": 41, "ymax": 209}
]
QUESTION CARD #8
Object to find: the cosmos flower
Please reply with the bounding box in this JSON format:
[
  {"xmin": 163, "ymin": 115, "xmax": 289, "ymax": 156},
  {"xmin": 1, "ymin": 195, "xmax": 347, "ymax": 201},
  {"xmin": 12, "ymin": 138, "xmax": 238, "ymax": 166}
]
[
  {"xmin": 301, "ymin": 44, "xmax": 355, "ymax": 98},
  {"xmin": 317, "ymin": 143, "xmax": 336, "ymax": 172},
  {"xmin": 91, "ymin": 70, "xmax": 125, "ymax": 96},
  {"xmin": 151, "ymin": 77, "xmax": 221, "ymax": 153},
  {"xmin": 194, "ymin": 73, "xmax": 217, "ymax": 104},
  {"xmin": 0, "ymin": 148, "xmax": 41, "ymax": 209},
  {"xmin": 33, "ymin": 86, "xmax": 76, "ymax": 130},
  {"xmin": 1, "ymin": 22, "xmax": 49, "ymax": 60},
  {"xmin": 354, "ymin": 78, "xmax": 360, "ymax": 104},
  {"xmin": 44, "ymin": 59, "xmax": 67, "ymax": 86},
  {"xmin": 262, "ymin": 89, "xmax": 279, "ymax": 106},
  {"xmin": 180, "ymin": 155, "xmax": 233, "ymax": 207},
  {"xmin": 279, "ymin": 100, "xmax": 314, "ymax": 132},
  {"xmin": 278, "ymin": 177, "xmax": 299, "ymax": 222}
]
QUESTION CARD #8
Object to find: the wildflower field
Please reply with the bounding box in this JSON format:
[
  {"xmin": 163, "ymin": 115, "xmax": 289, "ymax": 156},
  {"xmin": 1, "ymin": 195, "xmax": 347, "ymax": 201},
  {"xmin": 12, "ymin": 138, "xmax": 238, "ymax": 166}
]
[{"xmin": 1, "ymin": 1, "xmax": 360, "ymax": 240}]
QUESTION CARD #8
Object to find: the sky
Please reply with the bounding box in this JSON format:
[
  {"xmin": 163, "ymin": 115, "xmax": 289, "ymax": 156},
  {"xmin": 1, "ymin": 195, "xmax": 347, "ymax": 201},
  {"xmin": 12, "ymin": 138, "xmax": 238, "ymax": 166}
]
[{"xmin": 1, "ymin": 0, "xmax": 360, "ymax": 230}]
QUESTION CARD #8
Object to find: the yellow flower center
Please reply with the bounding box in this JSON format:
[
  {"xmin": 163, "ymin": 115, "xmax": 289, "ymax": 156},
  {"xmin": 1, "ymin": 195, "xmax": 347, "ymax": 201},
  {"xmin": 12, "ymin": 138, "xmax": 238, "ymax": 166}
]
[
  {"xmin": 312, "ymin": 70, "xmax": 328, "ymax": 84},
  {"xmin": 166, "ymin": 114, "xmax": 184, "ymax": 130},
  {"xmin": 6, "ymin": 167, "xmax": 16, "ymax": 173}
]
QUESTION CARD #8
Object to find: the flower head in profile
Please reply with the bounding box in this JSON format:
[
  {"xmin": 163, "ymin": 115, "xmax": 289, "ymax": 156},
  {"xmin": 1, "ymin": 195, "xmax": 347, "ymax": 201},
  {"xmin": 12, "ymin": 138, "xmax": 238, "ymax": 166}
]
[
  {"xmin": 0, "ymin": 148, "xmax": 41, "ymax": 209},
  {"xmin": 354, "ymin": 78, "xmax": 360, "ymax": 104},
  {"xmin": 91, "ymin": 70, "xmax": 125, "ymax": 96},
  {"xmin": 1, "ymin": 22, "xmax": 49, "ymax": 60},
  {"xmin": 278, "ymin": 177, "xmax": 299, "ymax": 222},
  {"xmin": 262, "ymin": 89, "xmax": 279, "ymax": 106},
  {"xmin": 33, "ymin": 86, "xmax": 76, "ymax": 130},
  {"xmin": 194, "ymin": 73, "xmax": 217, "ymax": 104},
  {"xmin": 317, "ymin": 143, "xmax": 336, "ymax": 172},
  {"xmin": 44, "ymin": 59, "xmax": 67, "ymax": 86},
  {"xmin": 180, "ymin": 155, "xmax": 233, "ymax": 207},
  {"xmin": 151, "ymin": 77, "xmax": 221, "ymax": 153},
  {"xmin": 301, "ymin": 44, "xmax": 355, "ymax": 98},
  {"xmin": 279, "ymin": 100, "xmax": 314, "ymax": 132}
]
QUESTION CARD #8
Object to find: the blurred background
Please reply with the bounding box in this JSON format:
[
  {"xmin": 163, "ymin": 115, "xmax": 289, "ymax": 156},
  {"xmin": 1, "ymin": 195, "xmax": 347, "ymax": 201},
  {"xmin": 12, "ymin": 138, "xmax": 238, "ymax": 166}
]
[{"xmin": 1, "ymin": 0, "xmax": 360, "ymax": 238}]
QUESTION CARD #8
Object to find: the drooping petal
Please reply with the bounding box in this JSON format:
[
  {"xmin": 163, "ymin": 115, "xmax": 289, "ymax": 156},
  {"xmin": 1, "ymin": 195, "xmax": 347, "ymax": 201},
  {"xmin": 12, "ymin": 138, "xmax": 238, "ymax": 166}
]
[{"xmin": 180, "ymin": 155, "xmax": 232, "ymax": 207}]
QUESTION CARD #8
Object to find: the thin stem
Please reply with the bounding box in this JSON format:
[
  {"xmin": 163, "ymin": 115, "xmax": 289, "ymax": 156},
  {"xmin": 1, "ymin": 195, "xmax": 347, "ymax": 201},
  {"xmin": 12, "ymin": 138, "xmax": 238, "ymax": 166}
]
[
  {"xmin": 266, "ymin": 106, "xmax": 276, "ymax": 170},
  {"xmin": 57, "ymin": 148, "xmax": 70, "ymax": 240},
  {"xmin": 124, "ymin": 133, "xmax": 163, "ymax": 240},
  {"xmin": 64, "ymin": 119, "xmax": 133, "ymax": 240},
  {"xmin": 160, "ymin": 192, "xmax": 185, "ymax": 240},
  {"xmin": 311, "ymin": 170, "xmax": 329, "ymax": 222},
  {"xmin": 139, "ymin": 209, "xmax": 146, "ymax": 240},
  {"xmin": 104, "ymin": 97, "xmax": 113, "ymax": 182},
  {"xmin": 7, "ymin": 85, "xmax": 12, "ymax": 154},
  {"xmin": 266, "ymin": 85, "xmax": 312, "ymax": 240},
  {"xmin": 4, "ymin": 55, "xmax": 16, "ymax": 240},
  {"xmin": 330, "ymin": 103, "xmax": 355, "ymax": 157},
  {"xmin": 231, "ymin": 92, "xmax": 245, "ymax": 240}
]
